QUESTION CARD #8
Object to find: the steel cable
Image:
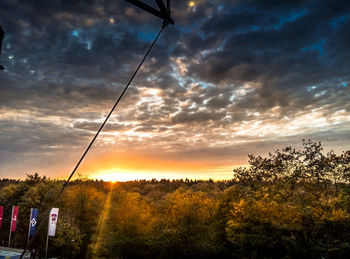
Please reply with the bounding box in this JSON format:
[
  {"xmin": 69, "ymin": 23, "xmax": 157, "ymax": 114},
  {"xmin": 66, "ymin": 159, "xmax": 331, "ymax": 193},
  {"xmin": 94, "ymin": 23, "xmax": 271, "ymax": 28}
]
[{"xmin": 20, "ymin": 22, "xmax": 167, "ymax": 259}]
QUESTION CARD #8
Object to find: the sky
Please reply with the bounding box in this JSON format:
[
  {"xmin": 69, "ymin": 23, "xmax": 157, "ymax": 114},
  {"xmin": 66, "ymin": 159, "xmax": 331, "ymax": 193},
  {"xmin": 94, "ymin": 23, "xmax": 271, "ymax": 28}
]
[{"xmin": 0, "ymin": 0, "xmax": 349, "ymax": 181}]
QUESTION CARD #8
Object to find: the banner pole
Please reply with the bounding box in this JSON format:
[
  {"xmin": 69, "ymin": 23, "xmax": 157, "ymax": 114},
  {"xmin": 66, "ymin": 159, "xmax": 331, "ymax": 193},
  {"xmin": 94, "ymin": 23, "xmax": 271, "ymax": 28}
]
[
  {"xmin": 45, "ymin": 234, "xmax": 49, "ymax": 259},
  {"xmin": 45, "ymin": 217, "xmax": 49, "ymax": 259},
  {"xmin": 27, "ymin": 208, "xmax": 33, "ymax": 248},
  {"xmin": 8, "ymin": 206, "xmax": 13, "ymax": 247},
  {"xmin": 0, "ymin": 206, "xmax": 3, "ymax": 231}
]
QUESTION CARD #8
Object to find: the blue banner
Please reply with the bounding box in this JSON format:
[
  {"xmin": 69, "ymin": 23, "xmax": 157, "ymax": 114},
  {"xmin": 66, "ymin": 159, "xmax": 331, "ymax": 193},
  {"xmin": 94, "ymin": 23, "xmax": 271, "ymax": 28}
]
[{"xmin": 29, "ymin": 208, "xmax": 38, "ymax": 236}]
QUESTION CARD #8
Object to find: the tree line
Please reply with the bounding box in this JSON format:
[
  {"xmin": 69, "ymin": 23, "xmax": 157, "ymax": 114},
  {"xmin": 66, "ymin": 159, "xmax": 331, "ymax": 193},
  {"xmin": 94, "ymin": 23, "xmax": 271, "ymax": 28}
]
[{"xmin": 1, "ymin": 140, "xmax": 350, "ymax": 258}]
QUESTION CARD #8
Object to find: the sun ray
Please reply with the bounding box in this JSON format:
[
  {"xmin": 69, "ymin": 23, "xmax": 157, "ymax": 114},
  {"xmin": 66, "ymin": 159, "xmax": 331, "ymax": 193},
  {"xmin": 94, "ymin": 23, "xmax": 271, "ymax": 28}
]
[{"xmin": 89, "ymin": 184, "xmax": 114, "ymax": 255}]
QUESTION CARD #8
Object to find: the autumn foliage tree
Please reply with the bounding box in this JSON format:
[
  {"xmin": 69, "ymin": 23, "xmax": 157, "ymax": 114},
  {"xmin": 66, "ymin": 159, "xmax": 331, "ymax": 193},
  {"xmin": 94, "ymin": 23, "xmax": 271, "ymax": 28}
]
[{"xmin": 0, "ymin": 140, "xmax": 350, "ymax": 258}]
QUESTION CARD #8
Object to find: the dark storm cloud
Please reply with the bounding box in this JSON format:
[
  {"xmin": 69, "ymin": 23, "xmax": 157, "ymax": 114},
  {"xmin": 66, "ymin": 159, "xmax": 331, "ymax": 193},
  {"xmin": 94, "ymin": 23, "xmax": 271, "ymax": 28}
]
[
  {"xmin": 173, "ymin": 0, "xmax": 350, "ymax": 124},
  {"xmin": 73, "ymin": 121, "xmax": 128, "ymax": 132},
  {"xmin": 0, "ymin": 0, "xmax": 349, "ymax": 178},
  {"xmin": 0, "ymin": 118, "xmax": 92, "ymax": 155},
  {"xmin": 171, "ymin": 110, "xmax": 226, "ymax": 124}
]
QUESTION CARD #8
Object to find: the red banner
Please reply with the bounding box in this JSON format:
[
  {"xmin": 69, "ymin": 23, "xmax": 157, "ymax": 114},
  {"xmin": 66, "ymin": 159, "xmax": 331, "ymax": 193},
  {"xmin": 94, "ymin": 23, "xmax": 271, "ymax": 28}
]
[
  {"xmin": 0, "ymin": 206, "xmax": 3, "ymax": 230},
  {"xmin": 11, "ymin": 206, "xmax": 19, "ymax": 232}
]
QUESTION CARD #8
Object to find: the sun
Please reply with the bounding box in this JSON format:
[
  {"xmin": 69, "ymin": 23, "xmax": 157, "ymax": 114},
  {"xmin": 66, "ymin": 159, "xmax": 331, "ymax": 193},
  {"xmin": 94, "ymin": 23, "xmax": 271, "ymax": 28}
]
[
  {"xmin": 89, "ymin": 170, "xmax": 152, "ymax": 182},
  {"xmin": 92, "ymin": 173, "xmax": 119, "ymax": 183}
]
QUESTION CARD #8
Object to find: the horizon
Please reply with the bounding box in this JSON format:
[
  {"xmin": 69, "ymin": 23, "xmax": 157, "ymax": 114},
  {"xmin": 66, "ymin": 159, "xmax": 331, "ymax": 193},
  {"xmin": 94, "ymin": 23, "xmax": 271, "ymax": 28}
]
[{"xmin": 0, "ymin": 1, "xmax": 349, "ymax": 182}]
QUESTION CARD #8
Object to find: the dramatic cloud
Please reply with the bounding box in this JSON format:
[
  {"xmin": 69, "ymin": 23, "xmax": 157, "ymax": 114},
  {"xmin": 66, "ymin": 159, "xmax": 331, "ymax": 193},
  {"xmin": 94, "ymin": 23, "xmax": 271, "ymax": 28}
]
[{"xmin": 0, "ymin": 0, "xmax": 349, "ymax": 180}]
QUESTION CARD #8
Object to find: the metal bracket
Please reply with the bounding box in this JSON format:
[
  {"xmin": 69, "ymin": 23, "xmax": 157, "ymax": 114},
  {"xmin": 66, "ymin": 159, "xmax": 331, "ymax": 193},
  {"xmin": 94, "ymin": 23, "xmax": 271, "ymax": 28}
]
[{"xmin": 125, "ymin": 0, "xmax": 175, "ymax": 25}]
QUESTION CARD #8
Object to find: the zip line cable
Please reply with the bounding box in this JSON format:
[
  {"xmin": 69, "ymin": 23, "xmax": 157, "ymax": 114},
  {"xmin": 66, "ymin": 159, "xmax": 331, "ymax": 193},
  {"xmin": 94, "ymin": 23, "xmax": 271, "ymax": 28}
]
[{"xmin": 20, "ymin": 21, "xmax": 168, "ymax": 259}]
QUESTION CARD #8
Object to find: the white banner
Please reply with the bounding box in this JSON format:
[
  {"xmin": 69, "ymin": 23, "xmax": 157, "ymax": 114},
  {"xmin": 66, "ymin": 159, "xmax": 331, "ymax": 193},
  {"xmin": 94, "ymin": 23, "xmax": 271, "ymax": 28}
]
[{"xmin": 48, "ymin": 208, "xmax": 59, "ymax": 236}]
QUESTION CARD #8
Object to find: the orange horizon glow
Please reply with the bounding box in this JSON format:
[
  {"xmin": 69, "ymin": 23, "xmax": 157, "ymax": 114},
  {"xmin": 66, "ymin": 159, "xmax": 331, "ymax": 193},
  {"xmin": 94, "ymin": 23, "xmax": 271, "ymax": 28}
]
[{"xmin": 76, "ymin": 152, "xmax": 242, "ymax": 182}]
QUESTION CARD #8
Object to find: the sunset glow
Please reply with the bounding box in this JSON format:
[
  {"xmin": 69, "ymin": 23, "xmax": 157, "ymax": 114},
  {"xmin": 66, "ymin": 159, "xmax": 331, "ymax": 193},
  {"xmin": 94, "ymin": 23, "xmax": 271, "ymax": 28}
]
[{"xmin": 83, "ymin": 152, "xmax": 238, "ymax": 181}]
